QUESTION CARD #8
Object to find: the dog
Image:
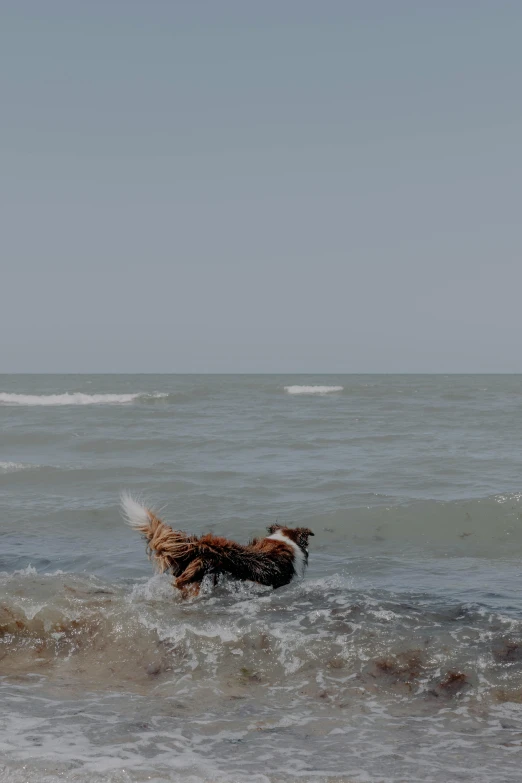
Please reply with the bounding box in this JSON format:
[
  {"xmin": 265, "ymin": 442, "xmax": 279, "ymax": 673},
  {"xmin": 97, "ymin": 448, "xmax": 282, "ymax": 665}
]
[{"xmin": 121, "ymin": 493, "xmax": 314, "ymax": 598}]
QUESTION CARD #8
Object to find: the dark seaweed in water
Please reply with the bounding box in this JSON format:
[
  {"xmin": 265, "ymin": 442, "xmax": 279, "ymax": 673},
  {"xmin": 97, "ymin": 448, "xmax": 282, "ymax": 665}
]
[{"xmin": 428, "ymin": 670, "xmax": 470, "ymax": 698}]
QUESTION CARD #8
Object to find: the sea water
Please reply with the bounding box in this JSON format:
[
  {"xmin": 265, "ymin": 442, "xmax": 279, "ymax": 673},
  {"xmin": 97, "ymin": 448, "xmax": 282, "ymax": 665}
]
[{"xmin": 1, "ymin": 374, "xmax": 522, "ymax": 782}]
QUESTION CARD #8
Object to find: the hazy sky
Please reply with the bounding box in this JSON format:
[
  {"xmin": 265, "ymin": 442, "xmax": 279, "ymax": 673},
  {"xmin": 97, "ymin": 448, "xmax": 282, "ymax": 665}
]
[{"xmin": 2, "ymin": 1, "xmax": 522, "ymax": 373}]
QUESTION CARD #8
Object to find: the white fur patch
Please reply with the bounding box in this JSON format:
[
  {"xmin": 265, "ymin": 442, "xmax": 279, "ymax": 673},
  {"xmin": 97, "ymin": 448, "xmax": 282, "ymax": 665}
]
[
  {"xmin": 266, "ymin": 530, "xmax": 306, "ymax": 577},
  {"xmin": 120, "ymin": 492, "xmax": 151, "ymax": 529}
]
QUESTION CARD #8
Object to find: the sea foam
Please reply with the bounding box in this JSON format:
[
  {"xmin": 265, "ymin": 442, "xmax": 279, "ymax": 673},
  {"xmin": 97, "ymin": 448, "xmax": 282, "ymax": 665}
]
[
  {"xmin": 0, "ymin": 392, "xmax": 168, "ymax": 406},
  {"xmin": 284, "ymin": 385, "xmax": 343, "ymax": 395},
  {"xmin": 0, "ymin": 462, "xmax": 37, "ymax": 472}
]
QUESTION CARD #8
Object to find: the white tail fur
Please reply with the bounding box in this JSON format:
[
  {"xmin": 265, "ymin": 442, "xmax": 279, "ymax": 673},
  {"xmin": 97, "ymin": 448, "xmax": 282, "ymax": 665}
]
[{"xmin": 120, "ymin": 492, "xmax": 151, "ymax": 530}]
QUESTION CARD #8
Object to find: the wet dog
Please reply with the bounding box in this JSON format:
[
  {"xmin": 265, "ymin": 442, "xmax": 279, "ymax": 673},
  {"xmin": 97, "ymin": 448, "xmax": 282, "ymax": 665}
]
[{"xmin": 121, "ymin": 494, "xmax": 314, "ymax": 598}]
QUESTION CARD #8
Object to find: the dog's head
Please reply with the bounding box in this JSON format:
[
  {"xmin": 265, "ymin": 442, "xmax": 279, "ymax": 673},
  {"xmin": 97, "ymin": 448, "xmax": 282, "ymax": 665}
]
[
  {"xmin": 267, "ymin": 523, "xmax": 314, "ymax": 552},
  {"xmin": 290, "ymin": 527, "xmax": 315, "ymax": 551}
]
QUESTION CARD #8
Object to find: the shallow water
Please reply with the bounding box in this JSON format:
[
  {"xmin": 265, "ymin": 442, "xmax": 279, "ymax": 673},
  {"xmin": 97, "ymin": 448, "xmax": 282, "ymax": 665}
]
[{"xmin": 2, "ymin": 374, "xmax": 522, "ymax": 781}]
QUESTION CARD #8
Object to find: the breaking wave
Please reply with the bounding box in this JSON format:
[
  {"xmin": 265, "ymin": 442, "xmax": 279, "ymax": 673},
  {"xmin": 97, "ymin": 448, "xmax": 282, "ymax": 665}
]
[
  {"xmin": 2, "ymin": 568, "xmax": 522, "ymax": 703},
  {"xmin": 2, "ymin": 569, "xmax": 522, "ymax": 782},
  {"xmin": 0, "ymin": 392, "xmax": 168, "ymax": 406},
  {"xmin": 284, "ymin": 385, "xmax": 344, "ymax": 395},
  {"xmin": 0, "ymin": 462, "xmax": 39, "ymax": 472}
]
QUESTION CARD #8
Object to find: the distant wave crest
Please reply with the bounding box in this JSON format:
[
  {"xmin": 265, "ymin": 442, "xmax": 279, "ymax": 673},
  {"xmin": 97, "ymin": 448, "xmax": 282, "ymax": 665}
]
[
  {"xmin": 284, "ymin": 385, "xmax": 344, "ymax": 395},
  {"xmin": 0, "ymin": 461, "xmax": 38, "ymax": 472},
  {"xmin": 0, "ymin": 392, "xmax": 168, "ymax": 406}
]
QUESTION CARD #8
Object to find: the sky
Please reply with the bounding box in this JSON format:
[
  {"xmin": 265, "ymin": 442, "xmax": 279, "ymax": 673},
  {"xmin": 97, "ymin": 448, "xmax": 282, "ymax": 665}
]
[{"xmin": 2, "ymin": 1, "xmax": 522, "ymax": 373}]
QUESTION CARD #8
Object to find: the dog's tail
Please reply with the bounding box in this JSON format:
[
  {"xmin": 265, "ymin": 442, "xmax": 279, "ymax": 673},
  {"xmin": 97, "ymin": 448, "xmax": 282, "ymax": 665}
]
[{"xmin": 120, "ymin": 493, "xmax": 197, "ymax": 574}]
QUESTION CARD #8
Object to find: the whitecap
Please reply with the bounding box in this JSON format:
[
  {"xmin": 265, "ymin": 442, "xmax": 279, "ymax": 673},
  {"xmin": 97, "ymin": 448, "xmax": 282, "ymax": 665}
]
[
  {"xmin": 0, "ymin": 462, "xmax": 37, "ymax": 472},
  {"xmin": 0, "ymin": 392, "xmax": 168, "ymax": 406},
  {"xmin": 284, "ymin": 385, "xmax": 343, "ymax": 395}
]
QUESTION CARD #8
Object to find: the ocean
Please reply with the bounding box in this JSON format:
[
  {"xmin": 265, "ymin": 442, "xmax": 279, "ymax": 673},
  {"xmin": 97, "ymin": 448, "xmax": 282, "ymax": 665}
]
[{"xmin": 1, "ymin": 374, "xmax": 522, "ymax": 782}]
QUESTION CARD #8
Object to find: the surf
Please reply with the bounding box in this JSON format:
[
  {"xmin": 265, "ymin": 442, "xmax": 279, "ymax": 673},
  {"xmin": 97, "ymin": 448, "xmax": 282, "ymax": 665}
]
[
  {"xmin": 0, "ymin": 392, "xmax": 168, "ymax": 406},
  {"xmin": 284, "ymin": 385, "xmax": 344, "ymax": 395}
]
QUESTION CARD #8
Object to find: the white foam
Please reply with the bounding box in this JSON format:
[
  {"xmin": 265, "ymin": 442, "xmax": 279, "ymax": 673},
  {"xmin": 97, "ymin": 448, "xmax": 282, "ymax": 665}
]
[
  {"xmin": 0, "ymin": 392, "xmax": 168, "ymax": 406},
  {"xmin": 284, "ymin": 385, "xmax": 343, "ymax": 395},
  {"xmin": 0, "ymin": 462, "xmax": 36, "ymax": 472}
]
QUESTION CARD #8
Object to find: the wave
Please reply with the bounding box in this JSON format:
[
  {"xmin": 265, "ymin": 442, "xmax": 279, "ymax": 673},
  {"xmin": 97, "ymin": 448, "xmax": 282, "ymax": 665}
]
[
  {"xmin": 284, "ymin": 385, "xmax": 344, "ymax": 395},
  {"xmin": 303, "ymin": 491, "xmax": 522, "ymax": 560},
  {"xmin": 0, "ymin": 392, "xmax": 168, "ymax": 406},
  {"xmin": 0, "ymin": 461, "xmax": 39, "ymax": 472},
  {"xmin": 1, "ymin": 569, "xmax": 521, "ymax": 707},
  {"xmin": 1, "ymin": 570, "xmax": 520, "ymax": 783}
]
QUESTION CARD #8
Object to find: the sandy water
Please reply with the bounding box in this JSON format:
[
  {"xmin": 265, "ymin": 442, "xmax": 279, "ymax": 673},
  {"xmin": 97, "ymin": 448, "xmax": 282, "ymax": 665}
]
[{"xmin": 2, "ymin": 374, "xmax": 522, "ymax": 781}]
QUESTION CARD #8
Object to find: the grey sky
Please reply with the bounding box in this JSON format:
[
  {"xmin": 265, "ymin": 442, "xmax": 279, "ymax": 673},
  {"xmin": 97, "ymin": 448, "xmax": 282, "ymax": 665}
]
[{"xmin": 2, "ymin": 1, "xmax": 522, "ymax": 372}]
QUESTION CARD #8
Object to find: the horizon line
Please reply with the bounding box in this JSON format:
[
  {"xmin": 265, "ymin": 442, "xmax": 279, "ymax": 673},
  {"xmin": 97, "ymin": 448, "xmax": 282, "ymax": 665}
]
[{"xmin": 2, "ymin": 371, "xmax": 522, "ymax": 376}]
